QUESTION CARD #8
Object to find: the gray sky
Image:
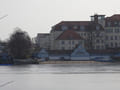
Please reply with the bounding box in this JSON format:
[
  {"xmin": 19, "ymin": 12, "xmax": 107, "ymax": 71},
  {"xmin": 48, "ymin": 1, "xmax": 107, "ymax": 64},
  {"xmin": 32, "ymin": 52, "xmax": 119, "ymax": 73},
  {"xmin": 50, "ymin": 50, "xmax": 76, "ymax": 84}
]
[{"xmin": 0, "ymin": 0, "xmax": 120, "ymax": 40}]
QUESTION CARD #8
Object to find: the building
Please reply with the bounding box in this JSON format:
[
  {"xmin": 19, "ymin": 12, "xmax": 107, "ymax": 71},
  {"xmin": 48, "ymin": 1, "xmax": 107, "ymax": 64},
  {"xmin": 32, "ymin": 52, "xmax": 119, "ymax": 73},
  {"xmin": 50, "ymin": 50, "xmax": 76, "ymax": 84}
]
[
  {"xmin": 56, "ymin": 30, "xmax": 84, "ymax": 50},
  {"xmin": 105, "ymin": 15, "xmax": 120, "ymax": 49},
  {"xmin": 36, "ymin": 33, "xmax": 50, "ymax": 49},
  {"xmin": 36, "ymin": 14, "xmax": 120, "ymax": 51},
  {"xmin": 36, "ymin": 44, "xmax": 90, "ymax": 61}
]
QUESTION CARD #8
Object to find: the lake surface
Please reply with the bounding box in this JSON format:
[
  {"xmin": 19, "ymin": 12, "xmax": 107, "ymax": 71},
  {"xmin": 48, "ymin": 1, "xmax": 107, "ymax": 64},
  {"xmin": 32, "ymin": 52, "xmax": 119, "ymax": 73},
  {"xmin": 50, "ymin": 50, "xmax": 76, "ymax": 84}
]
[{"xmin": 0, "ymin": 63, "xmax": 120, "ymax": 90}]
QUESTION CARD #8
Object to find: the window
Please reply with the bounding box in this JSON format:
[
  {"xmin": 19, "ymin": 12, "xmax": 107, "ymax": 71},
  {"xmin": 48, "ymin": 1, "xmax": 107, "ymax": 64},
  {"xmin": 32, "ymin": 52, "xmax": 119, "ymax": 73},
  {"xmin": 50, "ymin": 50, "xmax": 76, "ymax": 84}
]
[
  {"xmin": 115, "ymin": 29, "xmax": 119, "ymax": 33},
  {"xmin": 96, "ymin": 40, "xmax": 100, "ymax": 43},
  {"xmin": 61, "ymin": 26, "xmax": 68, "ymax": 30},
  {"xmin": 106, "ymin": 29, "xmax": 112, "ymax": 33},
  {"xmin": 69, "ymin": 41, "xmax": 71, "ymax": 44},
  {"xmin": 107, "ymin": 22, "xmax": 111, "ymax": 26},
  {"xmin": 96, "ymin": 26, "xmax": 100, "ymax": 30},
  {"xmin": 111, "ymin": 36, "xmax": 113, "ymax": 40},
  {"xmin": 111, "ymin": 42, "xmax": 113, "ymax": 47},
  {"xmin": 78, "ymin": 41, "xmax": 81, "ymax": 44},
  {"xmin": 99, "ymin": 33, "xmax": 103, "ymax": 37},
  {"xmin": 87, "ymin": 33, "xmax": 89, "ymax": 36},
  {"xmin": 62, "ymin": 47, "xmax": 64, "ymax": 50},
  {"xmin": 115, "ymin": 36, "xmax": 117, "ymax": 40},
  {"xmin": 73, "ymin": 26, "xmax": 78, "ymax": 29},
  {"xmin": 115, "ymin": 42, "xmax": 117, "ymax": 47},
  {"xmin": 80, "ymin": 26, "xmax": 85, "ymax": 30},
  {"xmin": 106, "ymin": 36, "xmax": 108, "ymax": 40},
  {"xmin": 101, "ymin": 40, "xmax": 104, "ymax": 43},
  {"xmin": 61, "ymin": 41, "xmax": 65, "ymax": 44},
  {"xmin": 98, "ymin": 17, "xmax": 101, "ymax": 20},
  {"xmin": 106, "ymin": 29, "xmax": 109, "ymax": 32},
  {"xmin": 96, "ymin": 33, "xmax": 100, "ymax": 37},
  {"xmin": 72, "ymin": 41, "xmax": 74, "ymax": 44},
  {"xmin": 106, "ymin": 44, "xmax": 108, "ymax": 48},
  {"xmin": 91, "ymin": 17, "xmax": 94, "ymax": 21},
  {"xmin": 107, "ymin": 29, "xmax": 110, "ymax": 32},
  {"xmin": 119, "ymin": 22, "xmax": 120, "ymax": 26},
  {"xmin": 84, "ymin": 33, "xmax": 86, "ymax": 36},
  {"xmin": 114, "ymin": 21, "xmax": 117, "ymax": 25},
  {"xmin": 101, "ymin": 46, "xmax": 104, "ymax": 49},
  {"xmin": 81, "ymin": 33, "xmax": 83, "ymax": 36},
  {"xmin": 110, "ymin": 29, "xmax": 113, "ymax": 33},
  {"xmin": 96, "ymin": 46, "xmax": 100, "ymax": 49}
]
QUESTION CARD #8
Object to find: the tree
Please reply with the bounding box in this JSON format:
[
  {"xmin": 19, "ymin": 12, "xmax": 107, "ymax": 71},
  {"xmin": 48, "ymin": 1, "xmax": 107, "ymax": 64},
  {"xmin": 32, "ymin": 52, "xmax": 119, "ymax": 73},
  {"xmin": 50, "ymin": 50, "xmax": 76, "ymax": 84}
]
[{"xmin": 8, "ymin": 28, "xmax": 32, "ymax": 59}]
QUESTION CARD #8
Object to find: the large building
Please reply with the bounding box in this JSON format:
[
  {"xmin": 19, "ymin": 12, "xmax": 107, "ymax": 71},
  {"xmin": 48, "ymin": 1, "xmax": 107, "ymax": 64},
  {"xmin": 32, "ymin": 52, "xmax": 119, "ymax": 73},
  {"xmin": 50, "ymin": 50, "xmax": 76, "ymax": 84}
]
[{"xmin": 36, "ymin": 14, "xmax": 120, "ymax": 51}]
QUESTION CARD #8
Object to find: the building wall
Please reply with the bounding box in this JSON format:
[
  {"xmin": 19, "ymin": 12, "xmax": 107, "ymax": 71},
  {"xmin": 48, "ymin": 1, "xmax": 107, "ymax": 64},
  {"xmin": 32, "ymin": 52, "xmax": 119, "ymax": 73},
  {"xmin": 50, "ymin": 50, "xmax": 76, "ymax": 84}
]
[
  {"xmin": 36, "ymin": 34, "xmax": 50, "ymax": 49},
  {"xmin": 77, "ymin": 31, "xmax": 89, "ymax": 40},
  {"xmin": 105, "ymin": 27, "xmax": 120, "ymax": 48},
  {"xmin": 36, "ymin": 14, "xmax": 120, "ymax": 50},
  {"xmin": 91, "ymin": 31, "xmax": 106, "ymax": 50},
  {"xmin": 56, "ymin": 40, "xmax": 84, "ymax": 50},
  {"xmin": 76, "ymin": 30, "xmax": 106, "ymax": 50},
  {"xmin": 49, "ymin": 30, "xmax": 63, "ymax": 50}
]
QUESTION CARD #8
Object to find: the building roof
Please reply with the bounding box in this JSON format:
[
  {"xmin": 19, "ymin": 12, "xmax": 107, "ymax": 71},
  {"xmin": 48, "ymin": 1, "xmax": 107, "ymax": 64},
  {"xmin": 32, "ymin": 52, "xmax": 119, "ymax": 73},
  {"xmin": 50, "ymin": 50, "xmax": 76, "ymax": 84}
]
[
  {"xmin": 37, "ymin": 33, "xmax": 49, "ymax": 38},
  {"xmin": 58, "ymin": 21, "xmax": 90, "ymax": 25},
  {"xmin": 106, "ymin": 14, "xmax": 120, "ymax": 21},
  {"xmin": 87, "ymin": 22, "xmax": 104, "ymax": 31},
  {"xmin": 52, "ymin": 21, "xmax": 90, "ymax": 31},
  {"xmin": 52, "ymin": 20, "xmax": 105, "ymax": 32},
  {"xmin": 51, "ymin": 14, "xmax": 120, "ymax": 32},
  {"xmin": 105, "ymin": 14, "xmax": 120, "ymax": 27},
  {"xmin": 56, "ymin": 30, "xmax": 83, "ymax": 40},
  {"xmin": 37, "ymin": 33, "xmax": 49, "ymax": 36}
]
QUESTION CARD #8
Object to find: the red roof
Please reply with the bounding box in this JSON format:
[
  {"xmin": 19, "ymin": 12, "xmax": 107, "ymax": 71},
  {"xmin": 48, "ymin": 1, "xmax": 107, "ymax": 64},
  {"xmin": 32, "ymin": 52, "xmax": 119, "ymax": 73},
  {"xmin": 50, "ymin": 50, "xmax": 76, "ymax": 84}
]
[
  {"xmin": 58, "ymin": 21, "xmax": 90, "ymax": 26},
  {"xmin": 52, "ymin": 21, "xmax": 90, "ymax": 31},
  {"xmin": 106, "ymin": 14, "xmax": 120, "ymax": 21},
  {"xmin": 56, "ymin": 30, "xmax": 82, "ymax": 40}
]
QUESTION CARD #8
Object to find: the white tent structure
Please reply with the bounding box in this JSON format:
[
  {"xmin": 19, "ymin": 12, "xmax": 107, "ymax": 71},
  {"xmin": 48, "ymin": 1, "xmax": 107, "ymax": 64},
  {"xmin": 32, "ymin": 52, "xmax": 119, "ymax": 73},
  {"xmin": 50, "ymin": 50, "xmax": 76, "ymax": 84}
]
[{"xmin": 71, "ymin": 45, "xmax": 90, "ymax": 60}]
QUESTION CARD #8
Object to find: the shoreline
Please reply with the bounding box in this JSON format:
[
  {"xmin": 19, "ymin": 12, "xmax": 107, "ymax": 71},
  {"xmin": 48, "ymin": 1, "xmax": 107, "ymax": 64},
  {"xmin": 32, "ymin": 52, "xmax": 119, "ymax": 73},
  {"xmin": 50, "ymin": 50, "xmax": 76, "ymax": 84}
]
[{"xmin": 39, "ymin": 60, "xmax": 114, "ymax": 64}]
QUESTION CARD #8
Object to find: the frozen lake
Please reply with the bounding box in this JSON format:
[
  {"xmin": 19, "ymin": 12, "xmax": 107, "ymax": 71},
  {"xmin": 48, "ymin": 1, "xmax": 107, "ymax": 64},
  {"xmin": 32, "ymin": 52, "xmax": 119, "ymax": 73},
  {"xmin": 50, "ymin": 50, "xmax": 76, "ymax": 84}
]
[{"xmin": 0, "ymin": 63, "xmax": 120, "ymax": 90}]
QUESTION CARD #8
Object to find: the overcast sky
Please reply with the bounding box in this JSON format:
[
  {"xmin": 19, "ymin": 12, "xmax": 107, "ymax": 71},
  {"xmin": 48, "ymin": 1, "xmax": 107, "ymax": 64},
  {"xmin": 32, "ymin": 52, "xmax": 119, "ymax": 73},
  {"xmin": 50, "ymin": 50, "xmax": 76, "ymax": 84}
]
[{"xmin": 0, "ymin": 0, "xmax": 120, "ymax": 40}]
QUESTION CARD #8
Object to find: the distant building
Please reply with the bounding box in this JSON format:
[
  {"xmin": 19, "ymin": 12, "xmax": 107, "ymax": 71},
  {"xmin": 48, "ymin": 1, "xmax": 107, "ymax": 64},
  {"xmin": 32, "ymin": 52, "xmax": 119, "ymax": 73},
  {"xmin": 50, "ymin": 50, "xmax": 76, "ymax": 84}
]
[
  {"xmin": 55, "ymin": 30, "xmax": 84, "ymax": 50},
  {"xmin": 36, "ymin": 33, "xmax": 50, "ymax": 49},
  {"xmin": 36, "ymin": 14, "xmax": 120, "ymax": 50},
  {"xmin": 36, "ymin": 44, "xmax": 90, "ymax": 61}
]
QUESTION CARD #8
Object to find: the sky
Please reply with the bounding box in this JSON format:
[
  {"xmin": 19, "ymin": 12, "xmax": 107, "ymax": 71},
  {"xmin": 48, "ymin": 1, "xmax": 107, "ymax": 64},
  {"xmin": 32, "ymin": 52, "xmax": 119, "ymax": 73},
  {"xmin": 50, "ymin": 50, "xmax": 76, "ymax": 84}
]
[{"xmin": 0, "ymin": 0, "xmax": 120, "ymax": 40}]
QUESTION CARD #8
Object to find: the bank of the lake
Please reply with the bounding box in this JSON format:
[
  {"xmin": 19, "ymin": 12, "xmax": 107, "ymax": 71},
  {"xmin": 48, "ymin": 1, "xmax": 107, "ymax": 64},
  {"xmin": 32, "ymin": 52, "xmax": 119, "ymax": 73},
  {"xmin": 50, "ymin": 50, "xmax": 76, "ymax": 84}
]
[{"xmin": 39, "ymin": 60, "xmax": 115, "ymax": 64}]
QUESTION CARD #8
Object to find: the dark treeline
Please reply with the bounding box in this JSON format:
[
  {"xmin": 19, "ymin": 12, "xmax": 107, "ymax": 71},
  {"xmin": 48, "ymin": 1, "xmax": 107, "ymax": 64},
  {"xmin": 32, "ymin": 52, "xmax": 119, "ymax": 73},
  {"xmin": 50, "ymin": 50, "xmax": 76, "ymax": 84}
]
[{"xmin": 0, "ymin": 27, "xmax": 35, "ymax": 64}]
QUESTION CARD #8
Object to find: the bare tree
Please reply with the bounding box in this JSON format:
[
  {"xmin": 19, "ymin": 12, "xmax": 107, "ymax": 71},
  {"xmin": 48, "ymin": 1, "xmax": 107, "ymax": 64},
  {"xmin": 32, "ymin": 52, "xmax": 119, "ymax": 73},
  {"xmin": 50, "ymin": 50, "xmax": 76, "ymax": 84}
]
[{"xmin": 8, "ymin": 28, "xmax": 32, "ymax": 59}]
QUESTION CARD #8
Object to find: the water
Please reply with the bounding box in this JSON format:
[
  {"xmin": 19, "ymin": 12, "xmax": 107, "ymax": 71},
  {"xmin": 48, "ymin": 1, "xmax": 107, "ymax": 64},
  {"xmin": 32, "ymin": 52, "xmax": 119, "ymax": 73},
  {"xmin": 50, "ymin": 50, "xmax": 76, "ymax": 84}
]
[{"xmin": 0, "ymin": 63, "xmax": 120, "ymax": 90}]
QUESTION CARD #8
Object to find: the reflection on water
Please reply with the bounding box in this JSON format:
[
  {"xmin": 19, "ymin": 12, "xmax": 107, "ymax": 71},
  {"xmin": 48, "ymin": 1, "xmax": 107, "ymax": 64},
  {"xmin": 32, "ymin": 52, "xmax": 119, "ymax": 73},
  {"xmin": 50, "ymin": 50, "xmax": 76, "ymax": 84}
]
[
  {"xmin": 1, "ymin": 63, "xmax": 120, "ymax": 74},
  {"xmin": 0, "ymin": 63, "xmax": 120, "ymax": 90}
]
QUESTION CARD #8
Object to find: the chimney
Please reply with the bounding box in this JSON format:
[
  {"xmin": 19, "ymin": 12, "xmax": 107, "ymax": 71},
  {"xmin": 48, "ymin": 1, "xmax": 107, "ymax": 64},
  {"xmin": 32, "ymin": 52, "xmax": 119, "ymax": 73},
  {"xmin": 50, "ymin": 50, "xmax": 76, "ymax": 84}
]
[
  {"xmin": 94, "ymin": 14, "xmax": 98, "ymax": 23},
  {"xmin": 91, "ymin": 14, "xmax": 98, "ymax": 23}
]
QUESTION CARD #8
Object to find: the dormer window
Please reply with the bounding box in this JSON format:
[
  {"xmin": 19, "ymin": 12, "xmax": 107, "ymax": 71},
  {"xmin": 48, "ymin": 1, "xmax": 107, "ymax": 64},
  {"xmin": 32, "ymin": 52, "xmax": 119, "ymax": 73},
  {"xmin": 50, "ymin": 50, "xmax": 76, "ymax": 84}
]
[
  {"xmin": 80, "ymin": 26, "xmax": 85, "ymax": 30},
  {"xmin": 61, "ymin": 25, "xmax": 68, "ymax": 30},
  {"xmin": 73, "ymin": 26, "xmax": 78, "ymax": 29},
  {"xmin": 96, "ymin": 26, "xmax": 100, "ymax": 30}
]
